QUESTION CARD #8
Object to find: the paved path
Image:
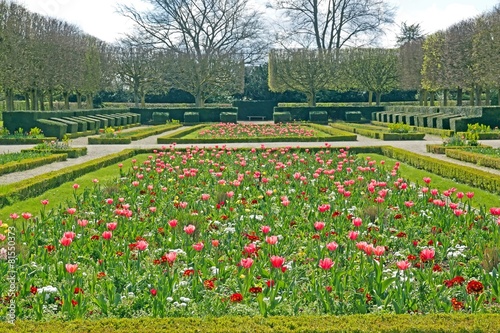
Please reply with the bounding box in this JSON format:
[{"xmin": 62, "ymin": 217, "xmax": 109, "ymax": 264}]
[{"xmin": 2, "ymin": 126, "xmax": 500, "ymax": 186}]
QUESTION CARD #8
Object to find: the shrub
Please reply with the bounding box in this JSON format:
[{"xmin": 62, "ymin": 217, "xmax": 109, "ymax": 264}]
[
  {"xmin": 220, "ymin": 112, "xmax": 238, "ymax": 123},
  {"xmin": 273, "ymin": 111, "xmax": 291, "ymax": 124},
  {"xmin": 152, "ymin": 112, "xmax": 170, "ymax": 124},
  {"xmin": 309, "ymin": 111, "xmax": 328, "ymax": 124},
  {"xmin": 345, "ymin": 111, "xmax": 362, "ymax": 122},
  {"xmin": 184, "ymin": 112, "xmax": 200, "ymax": 124},
  {"xmin": 387, "ymin": 122, "xmax": 411, "ymax": 133}
]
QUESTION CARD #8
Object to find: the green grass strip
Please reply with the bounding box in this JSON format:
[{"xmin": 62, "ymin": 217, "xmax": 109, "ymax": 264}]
[{"xmin": 0, "ymin": 154, "xmax": 67, "ymax": 177}]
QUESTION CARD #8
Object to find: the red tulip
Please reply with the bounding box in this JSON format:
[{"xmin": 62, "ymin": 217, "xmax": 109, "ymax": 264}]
[
  {"xmin": 270, "ymin": 255, "xmax": 285, "ymax": 268},
  {"xmin": 319, "ymin": 258, "xmax": 335, "ymax": 270},
  {"xmin": 65, "ymin": 263, "xmax": 78, "ymax": 274}
]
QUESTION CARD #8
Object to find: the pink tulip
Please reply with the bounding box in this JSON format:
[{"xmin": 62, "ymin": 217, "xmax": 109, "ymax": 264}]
[
  {"xmin": 326, "ymin": 241, "xmax": 338, "ymax": 251},
  {"xmin": 266, "ymin": 236, "xmax": 278, "ymax": 245},
  {"xmin": 21, "ymin": 212, "xmax": 32, "ymax": 220},
  {"xmin": 466, "ymin": 192, "xmax": 474, "ymax": 199},
  {"xmin": 184, "ymin": 224, "xmax": 196, "ymax": 234},
  {"xmin": 9, "ymin": 213, "xmax": 19, "ymax": 220},
  {"xmin": 165, "ymin": 251, "xmax": 177, "ymax": 263},
  {"xmin": 73, "ymin": 184, "xmax": 80, "ymax": 189},
  {"xmin": 261, "ymin": 225, "xmax": 271, "ymax": 234},
  {"xmin": 352, "ymin": 217, "xmax": 362, "ymax": 227},
  {"xmin": 107, "ymin": 222, "xmax": 117, "ymax": 231},
  {"xmin": 314, "ymin": 221, "xmax": 325, "ymax": 231},
  {"xmin": 63, "ymin": 232, "xmax": 76, "ymax": 240},
  {"xmin": 136, "ymin": 240, "xmax": 148, "ymax": 251},
  {"xmin": 60, "ymin": 237, "xmax": 72, "ymax": 247},
  {"xmin": 102, "ymin": 231, "xmax": 112, "ymax": 240},
  {"xmin": 65, "ymin": 263, "xmax": 78, "ymax": 274},
  {"xmin": 348, "ymin": 231, "xmax": 359, "ymax": 240},
  {"xmin": 420, "ymin": 248, "xmax": 435, "ymax": 262},
  {"xmin": 270, "ymin": 255, "xmax": 285, "ymax": 268},
  {"xmin": 67, "ymin": 208, "xmax": 77, "ymax": 215},
  {"xmin": 211, "ymin": 239, "xmax": 220, "ymax": 247},
  {"xmin": 244, "ymin": 243, "xmax": 257, "ymax": 254},
  {"xmin": 319, "ymin": 258, "xmax": 335, "ymax": 270},
  {"xmin": 41, "ymin": 199, "xmax": 49, "ymax": 205},
  {"xmin": 240, "ymin": 258, "xmax": 254, "ymax": 269},
  {"xmin": 373, "ymin": 246, "xmax": 385, "ymax": 256},
  {"xmin": 397, "ymin": 260, "xmax": 411, "ymax": 270},
  {"xmin": 201, "ymin": 194, "xmax": 210, "ymax": 201},
  {"xmin": 168, "ymin": 219, "xmax": 178, "ymax": 228},
  {"xmin": 78, "ymin": 219, "xmax": 88, "ymax": 227},
  {"xmin": 192, "ymin": 242, "xmax": 204, "ymax": 251},
  {"xmin": 106, "ymin": 198, "xmax": 114, "ymax": 205}
]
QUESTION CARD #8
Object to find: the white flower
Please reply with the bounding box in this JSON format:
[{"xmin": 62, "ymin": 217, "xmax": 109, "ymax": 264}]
[
  {"xmin": 180, "ymin": 297, "xmax": 191, "ymax": 303},
  {"xmin": 166, "ymin": 297, "xmax": 174, "ymax": 302}
]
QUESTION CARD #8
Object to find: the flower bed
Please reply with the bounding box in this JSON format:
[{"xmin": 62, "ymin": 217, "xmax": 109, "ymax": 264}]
[
  {"xmin": 88, "ymin": 124, "xmax": 182, "ymax": 144},
  {"xmin": 157, "ymin": 123, "xmax": 356, "ymax": 143},
  {"xmin": 445, "ymin": 147, "xmax": 500, "ymax": 170},
  {"xmin": 331, "ymin": 123, "xmax": 425, "ymax": 141},
  {"xmin": 1, "ymin": 146, "xmax": 499, "ymax": 320}
]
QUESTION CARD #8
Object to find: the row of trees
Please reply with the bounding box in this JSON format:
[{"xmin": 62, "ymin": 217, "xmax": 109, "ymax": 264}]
[
  {"xmin": 401, "ymin": 5, "xmax": 500, "ymax": 106},
  {"xmin": 1, "ymin": 0, "xmax": 498, "ymax": 109},
  {"xmin": 269, "ymin": 48, "xmax": 399, "ymax": 106},
  {"xmin": 0, "ymin": 1, "xmax": 113, "ymax": 111}
]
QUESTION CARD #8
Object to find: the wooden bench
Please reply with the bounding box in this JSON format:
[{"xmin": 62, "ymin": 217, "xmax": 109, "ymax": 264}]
[{"xmin": 247, "ymin": 116, "xmax": 266, "ymax": 121}]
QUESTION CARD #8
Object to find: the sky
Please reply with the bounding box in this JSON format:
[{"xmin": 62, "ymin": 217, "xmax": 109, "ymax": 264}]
[{"xmin": 10, "ymin": 0, "xmax": 500, "ymax": 47}]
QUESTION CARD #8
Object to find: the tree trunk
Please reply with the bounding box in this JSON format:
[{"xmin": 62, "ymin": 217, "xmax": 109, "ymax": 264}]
[
  {"xmin": 39, "ymin": 90, "xmax": 45, "ymax": 111},
  {"xmin": 77, "ymin": 92, "xmax": 82, "ymax": 109},
  {"xmin": 475, "ymin": 86, "xmax": 481, "ymax": 106},
  {"xmin": 443, "ymin": 89, "xmax": 448, "ymax": 106},
  {"xmin": 498, "ymin": 88, "xmax": 500, "ymax": 106},
  {"xmin": 195, "ymin": 93, "xmax": 204, "ymax": 107},
  {"xmin": 141, "ymin": 92, "xmax": 146, "ymax": 108},
  {"xmin": 24, "ymin": 92, "xmax": 30, "ymax": 111},
  {"xmin": 368, "ymin": 91, "xmax": 373, "ymax": 106},
  {"xmin": 63, "ymin": 91, "xmax": 70, "ymax": 110},
  {"xmin": 423, "ymin": 90, "xmax": 428, "ymax": 106},
  {"xmin": 87, "ymin": 94, "xmax": 93, "ymax": 109},
  {"xmin": 485, "ymin": 89, "xmax": 491, "ymax": 106},
  {"xmin": 307, "ymin": 92, "xmax": 316, "ymax": 107},
  {"xmin": 457, "ymin": 88, "xmax": 463, "ymax": 106},
  {"xmin": 375, "ymin": 92, "xmax": 382, "ymax": 106},
  {"xmin": 31, "ymin": 89, "xmax": 38, "ymax": 111},
  {"xmin": 5, "ymin": 89, "xmax": 14, "ymax": 111},
  {"xmin": 418, "ymin": 89, "xmax": 424, "ymax": 106},
  {"xmin": 470, "ymin": 89, "xmax": 475, "ymax": 106},
  {"xmin": 133, "ymin": 83, "xmax": 140, "ymax": 107},
  {"xmin": 48, "ymin": 89, "xmax": 54, "ymax": 110},
  {"xmin": 429, "ymin": 92, "xmax": 435, "ymax": 106}
]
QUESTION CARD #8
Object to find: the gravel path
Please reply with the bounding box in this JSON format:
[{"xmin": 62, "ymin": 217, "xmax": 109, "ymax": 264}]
[{"xmin": 2, "ymin": 126, "xmax": 500, "ymax": 186}]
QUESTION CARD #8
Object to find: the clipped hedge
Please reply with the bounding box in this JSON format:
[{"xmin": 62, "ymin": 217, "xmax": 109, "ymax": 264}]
[
  {"xmin": 0, "ymin": 137, "xmax": 57, "ymax": 145},
  {"xmin": 1, "ymin": 314, "xmax": 499, "ymax": 333},
  {"xmin": 457, "ymin": 132, "xmax": 500, "ymax": 140},
  {"xmin": 371, "ymin": 121, "xmax": 455, "ymax": 137},
  {"xmin": 345, "ymin": 111, "xmax": 362, "ymax": 122},
  {"xmin": 129, "ymin": 124, "xmax": 183, "ymax": 141},
  {"xmin": 152, "ymin": 112, "xmax": 170, "ymax": 124},
  {"xmin": 184, "ymin": 112, "xmax": 199, "ymax": 124},
  {"xmin": 309, "ymin": 111, "xmax": 328, "ymax": 124},
  {"xmin": 381, "ymin": 146, "xmax": 500, "ymax": 194},
  {"xmin": 273, "ymin": 111, "xmax": 291, "ymax": 124},
  {"xmin": 66, "ymin": 130, "xmax": 96, "ymax": 139},
  {"xmin": 445, "ymin": 148, "xmax": 500, "ymax": 170},
  {"xmin": 220, "ymin": 112, "xmax": 238, "ymax": 123},
  {"xmin": 232, "ymin": 100, "xmax": 277, "ymax": 120},
  {"xmin": 0, "ymin": 150, "xmax": 136, "ymax": 207},
  {"xmin": 21, "ymin": 147, "xmax": 87, "ymax": 159},
  {"xmin": 0, "ymin": 154, "xmax": 67, "ymax": 177},
  {"xmin": 425, "ymin": 144, "xmax": 491, "ymax": 154},
  {"xmin": 87, "ymin": 137, "xmax": 132, "ymax": 145},
  {"xmin": 130, "ymin": 107, "xmax": 237, "ymax": 124},
  {"xmin": 36, "ymin": 119, "xmax": 67, "ymax": 139},
  {"xmin": 381, "ymin": 132, "xmax": 425, "ymax": 140}
]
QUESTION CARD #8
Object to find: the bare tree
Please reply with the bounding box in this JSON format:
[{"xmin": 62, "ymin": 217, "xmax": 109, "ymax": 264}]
[
  {"xmin": 272, "ymin": 0, "xmax": 395, "ymax": 52},
  {"xmin": 398, "ymin": 40, "xmax": 424, "ymax": 104},
  {"xmin": 119, "ymin": 0, "xmax": 269, "ymax": 106}
]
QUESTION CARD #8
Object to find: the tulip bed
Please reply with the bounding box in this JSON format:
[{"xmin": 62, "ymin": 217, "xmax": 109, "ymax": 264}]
[{"xmin": 1, "ymin": 145, "xmax": 499, "ymax": 322}]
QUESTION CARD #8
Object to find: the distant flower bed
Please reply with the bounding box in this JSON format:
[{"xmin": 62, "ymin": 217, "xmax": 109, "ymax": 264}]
[
  {"xmin": 1, "ymin": 146, "xmax": 499, "ymax": 320},
  {"xmin": 196, "ymin": 123, "xmax": 317, "ymax": 138}
]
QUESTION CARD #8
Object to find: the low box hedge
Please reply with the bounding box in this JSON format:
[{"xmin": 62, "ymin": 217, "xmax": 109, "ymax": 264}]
[
  {"xmin": 309, "ymin": 111, "xmax": 328, "ymax": 124},
  {"xmin": 65, "ymin": 130, "xmax": 96, "ymax": 139},
  {"xmin": 36, "ymin": 119, "xmax": 67, "ymax": 139},
  {"xmin": 381, "ymin": 146, "xmax": 500, "ymax": 194},
  {"xmin": 457, "ymin": 132, "xmax": 500, "ymax": 140},
  {"xmin": 184, "ymin": 112, "xmax": 199, "ymax": 124},
  {"xmin": 1, "ymin": 314, "xmax": 499, "ymax": 333},
  {"xmin": 381, "ymin": 132, "xmax": 425, "ymax": 140},
  {"xmin": 0, "ymin": 153, "xmax": 67, "ymax": 177},
  {"xmin": 426, "ymin": 144, "xmax": 491, "ymax": 154},
  {"xmin": 0, "ymin": 150, "xmax": 136, "ymax": 207},
  {"xmin": 21, "ymin": 147, "xmax": 87, "ymax": 159},
  {"xmin": 0, "ymin": 137, "xmax": 58, "ymax": 145},
  {"xmin": 445, "ymin": 148, "xmax": 500, "ymax": 170},
  {"xmin": 87, "ymin": 137, "xmax": 132, "ymax": 145},
  {"xmin": 345, "ymin": 111, "xmax": 362, "ymax": 122},
  {"xmin": 220, "ymin": 112, "xmax": 238, "ymax": 123},
  {"xmin": 152, "ymin": 112, "xmax": 170, "ymax": 124},
  {"xmin": 129, "ymin": 124, "xmax": 183, "ymax": 141},
  {"xmin": 273, "ymin": 111, "xmax": 291, "ymax": 124}
]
